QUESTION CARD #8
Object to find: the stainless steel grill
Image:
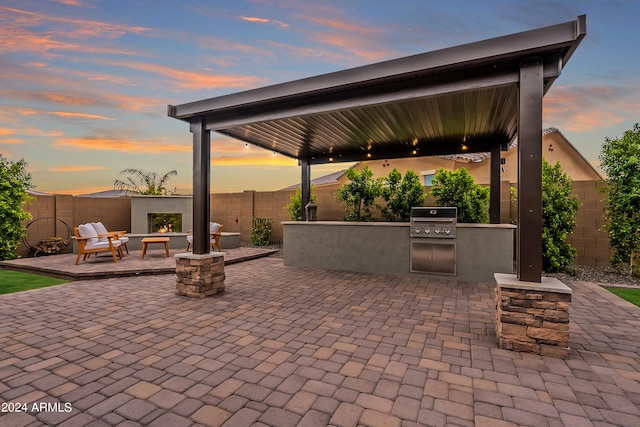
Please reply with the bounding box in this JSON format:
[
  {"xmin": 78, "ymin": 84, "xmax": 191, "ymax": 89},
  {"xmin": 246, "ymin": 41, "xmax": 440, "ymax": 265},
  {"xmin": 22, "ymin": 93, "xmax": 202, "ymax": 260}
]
[
  {"xmin": 410, "ymin": 207, "xmax": 457, "ymax": 238},
  {"xmin": 410, "ymin": 207, "xmax": 457, "ymax": 275}
]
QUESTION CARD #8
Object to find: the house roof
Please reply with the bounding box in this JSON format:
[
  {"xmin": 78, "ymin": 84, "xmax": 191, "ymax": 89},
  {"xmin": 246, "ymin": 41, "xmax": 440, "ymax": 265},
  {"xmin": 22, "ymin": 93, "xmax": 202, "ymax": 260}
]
[
  {"xmin": 168, "ymin": 16, "xmax": 586, "ymax": 166},
  {"xmin": 281, "ymin": 169, "xmax": 347, "ymax": 190},
  {"xmin": 76, "ymin": 189, "xmax": 131, "ymax": 198}
]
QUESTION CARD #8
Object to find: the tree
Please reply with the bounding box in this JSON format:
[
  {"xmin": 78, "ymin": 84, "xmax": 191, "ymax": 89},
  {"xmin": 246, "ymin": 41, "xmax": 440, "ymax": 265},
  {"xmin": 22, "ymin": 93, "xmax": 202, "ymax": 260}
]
[
  {"xmin": 284, "ymin": 186, "xmax": 316, "ymax": 221},
  {"xmin": 380, "ymin": 168, "xmax": 425, "ymax": 221},
  {"xmin": 430, "ymin": 168, "xmax": 489, "ymax": 223},
  {"xmin": 114, "ymin": 169, "xmax": 177, "ymax": 195},
  {"xmin": 336, "ymin": 166, "xmax": 382, "ymax": 221},
  {"xmin": 0, "ymin": 154, "xmax": 34, "ymax": 260},
  {"xmin": 599, "ymin": 123, "xmax": 640, "ymax": 274},
  {"xmin": 542, "ymin": 159, "xmax": 580, "ymax": 273}
]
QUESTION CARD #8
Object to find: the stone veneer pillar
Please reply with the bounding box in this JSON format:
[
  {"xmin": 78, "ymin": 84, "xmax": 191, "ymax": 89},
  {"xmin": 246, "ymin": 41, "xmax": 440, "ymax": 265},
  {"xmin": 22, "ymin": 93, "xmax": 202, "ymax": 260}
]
[
  {"xmin": 494, "ymin": 273, "xmax": 572, "ymax": 358},
  {"xmin": 175, "ymin": 252, "xmax": 225, "ymax": 298}
]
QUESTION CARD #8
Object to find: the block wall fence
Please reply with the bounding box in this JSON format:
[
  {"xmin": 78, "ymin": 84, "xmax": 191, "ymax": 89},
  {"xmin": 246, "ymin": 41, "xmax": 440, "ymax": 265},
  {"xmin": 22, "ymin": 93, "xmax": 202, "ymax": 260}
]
[{"xmin": 19, "ymin": 180, "xmax": 610, "ymax": 266}]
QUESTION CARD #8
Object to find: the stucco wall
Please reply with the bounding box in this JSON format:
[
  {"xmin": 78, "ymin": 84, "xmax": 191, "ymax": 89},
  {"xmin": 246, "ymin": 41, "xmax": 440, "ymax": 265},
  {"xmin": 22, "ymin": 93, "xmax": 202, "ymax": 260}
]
[
  {"xmin": 19, "ymin": 180, "xmax": 610, "ymax": 266},
  {"xmin": 130, "ymin": 195, "xmax": 192, "ymax": 234},
  {"xmin": 283, "ymin": 221, "xmax": 515, "ymax": 282},
  {"xmin": 566, "ymin": 180, "xmax": 610, "ymax": 266}
]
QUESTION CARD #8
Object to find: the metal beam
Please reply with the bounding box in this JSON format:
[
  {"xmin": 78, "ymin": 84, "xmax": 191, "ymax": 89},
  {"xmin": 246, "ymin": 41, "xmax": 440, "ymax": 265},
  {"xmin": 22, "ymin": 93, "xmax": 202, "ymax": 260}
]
[
  {"xmin": 190, "ymin": 118, "xmax": 211, "ymax": 254},
  {"xmin": 490, "ymin": 144, "xmax": 501, "ymax": 224},
  {"xmin": 300, "ymin": 158, "xmax": 311, "ymax": 220},
  {"xmin": 517, "ymin": 58, "xmax": 544, "ymax": 282}
]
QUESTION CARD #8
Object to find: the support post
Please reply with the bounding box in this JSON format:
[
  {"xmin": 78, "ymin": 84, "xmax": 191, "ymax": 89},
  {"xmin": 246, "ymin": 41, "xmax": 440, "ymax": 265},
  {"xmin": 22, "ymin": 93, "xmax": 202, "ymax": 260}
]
[
  {"xmin": 190, "ymin": 118, "xmax": 211, "ymax": 254},
  {"xmin": 490, "ymin": 143, "xmax": 501, "ymax": 224},
  {"xmin": 517, "ymin": 58, "xmax": 544, "ymax": 282},
  {"xmin": 300, "ymin": 158, "xmax": 311, "ymax": 221}
]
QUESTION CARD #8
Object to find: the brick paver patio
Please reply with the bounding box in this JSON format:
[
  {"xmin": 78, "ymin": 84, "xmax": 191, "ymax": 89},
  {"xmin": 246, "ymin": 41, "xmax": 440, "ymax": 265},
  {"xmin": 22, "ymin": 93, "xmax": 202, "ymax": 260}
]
[{"xmin": 1, "ymin": 257, "xmax": 640, "ymax": 426}]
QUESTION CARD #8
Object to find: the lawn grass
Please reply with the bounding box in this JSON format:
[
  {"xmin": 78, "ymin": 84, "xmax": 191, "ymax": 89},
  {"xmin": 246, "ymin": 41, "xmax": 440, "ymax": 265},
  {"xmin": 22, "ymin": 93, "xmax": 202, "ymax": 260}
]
[
  {"xmin": 606, "ymin": 287, "xmax": 640, "ymax": 308},
  {"xmin": 0, "ymin": 270, "xmax": 68, "ymax": 295}
]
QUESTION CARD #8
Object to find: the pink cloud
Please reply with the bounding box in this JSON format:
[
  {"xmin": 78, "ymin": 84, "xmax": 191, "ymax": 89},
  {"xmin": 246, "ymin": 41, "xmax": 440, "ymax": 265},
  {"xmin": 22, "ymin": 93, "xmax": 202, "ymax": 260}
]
[
  {"xmin": 0, "ymin": 6, "xmax": 149, "ymax": 41},
  {"xmin": 49, "ymin": 0, "xmax": 97, "ymax": 7},
  {"xmin": 47, "ymin": 111, "xmax": 115, "ymax": 120},
  {"xmin": 48, "ymin": 165, "xmax": 109, "ymax": 172},
  {"xmin": 232, "ymin": 1, "xmax": 395, "ymax": 64},
  {"xmin": 289, "ymin": 4, "xmax": 393, "ymax": 62},
  {"xmin": 0, "ymin": 127, "xmax": 63, "ymax": 137},
  {"xmin": 11, "ymin": 89, "xmax": 164, "ymax": 111},
  {"xmin": 102, "ymin": 60, "xmax": 267, "ymax": 90},
  {"xmin": 544, "ymin": 85, "xmax": 633, "ymax": 132},
  {"xmin": 53, "ymin": 137, "xmax": 192, "ymax": 154},
  {"xmin": 241, "ymin": 15, "xmax": 289, "ymax": 28},
  {"xmin": 0, "ymin": 26, "xmax": 140, "ymax": 55}
]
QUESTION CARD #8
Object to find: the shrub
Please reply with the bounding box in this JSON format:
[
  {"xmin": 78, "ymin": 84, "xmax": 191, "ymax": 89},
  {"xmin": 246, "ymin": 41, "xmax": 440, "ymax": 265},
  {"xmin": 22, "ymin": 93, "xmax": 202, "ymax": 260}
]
[
  {"xmin": 251, "ymin": 217, "xmax": 273, "ymax": 246},
  {"xmin": 284, "ymin": 186, "xmax": 315, "ymax": 221},
  {"xmin": 380, "ymin": 168, "xmax": 425, "ymax": 221},
  {"xmin": 430, "ymin": 168, "xmax": 489, "ymax": 223},
  {"xmin": 542, "ymin": 160, "xmax": 580, "ymax": 272},
  {"xmin": 336, "ymin": 166, "xmax": 382, "ymax": 221},
  {"xmin": 0, "ymin": 154, "xmax": 33, "ymax": 260}
]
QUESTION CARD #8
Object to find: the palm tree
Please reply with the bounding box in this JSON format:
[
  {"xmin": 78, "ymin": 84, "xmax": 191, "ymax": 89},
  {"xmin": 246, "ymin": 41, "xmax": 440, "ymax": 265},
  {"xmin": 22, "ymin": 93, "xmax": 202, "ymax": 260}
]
[{"xmin": 113, "ymin": 169, "xmax": 178, "ymax": 195}]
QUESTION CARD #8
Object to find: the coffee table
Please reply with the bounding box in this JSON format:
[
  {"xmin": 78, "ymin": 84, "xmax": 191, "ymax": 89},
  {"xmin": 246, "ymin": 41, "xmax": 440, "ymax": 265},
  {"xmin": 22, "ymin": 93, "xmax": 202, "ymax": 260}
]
[{"xmin": 141, "ymin": 237, "xmax": 170, "ymax": 259}]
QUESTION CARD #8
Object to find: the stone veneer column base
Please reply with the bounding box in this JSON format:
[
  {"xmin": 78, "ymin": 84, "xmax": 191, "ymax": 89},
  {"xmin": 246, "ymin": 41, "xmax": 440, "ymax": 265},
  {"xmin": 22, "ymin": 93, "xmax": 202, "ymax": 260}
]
[
  {"xmin": 175, "ymin": 252, "xmax": 225, "ymax": 298},
  {"xmin": 494, "ymin": 273, "xmax": 572, "ymax": 358}
]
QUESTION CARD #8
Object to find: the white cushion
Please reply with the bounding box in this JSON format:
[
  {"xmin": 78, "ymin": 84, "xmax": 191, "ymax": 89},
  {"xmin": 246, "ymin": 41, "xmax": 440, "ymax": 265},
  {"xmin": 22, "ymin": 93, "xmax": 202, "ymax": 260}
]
[
  {"xmin": 210, "ymin": 222, "xmax": 221, "ymax": 233},
  {"xmin": 85, "ymin": 240, "xmax": 121, "ymax": 250},
  {"xmin": 91, "ymin": 222, "xmax": 110, "ymax": 242},
  {"xmin": 187, "ymin": 234, "xmax": 216, "ymax": 244},
  {"xmin": 78, "ymin": 223, "xmax": 99, "ymax": 245}
]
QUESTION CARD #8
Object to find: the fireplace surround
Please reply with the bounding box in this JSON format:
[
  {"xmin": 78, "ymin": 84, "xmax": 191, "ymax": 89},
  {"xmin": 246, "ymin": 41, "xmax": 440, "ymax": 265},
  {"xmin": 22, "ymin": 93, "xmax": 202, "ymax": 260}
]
[{"xmin": 130, "ymin": 195, "xmax": 192, "ymax": 234}]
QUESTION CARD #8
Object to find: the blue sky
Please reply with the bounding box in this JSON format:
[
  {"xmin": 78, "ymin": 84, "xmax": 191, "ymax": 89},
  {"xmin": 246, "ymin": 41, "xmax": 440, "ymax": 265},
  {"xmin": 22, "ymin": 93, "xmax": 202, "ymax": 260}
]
[{"xmin": 1, "ymin": 0, "xmax": 639, "ymax": 194}]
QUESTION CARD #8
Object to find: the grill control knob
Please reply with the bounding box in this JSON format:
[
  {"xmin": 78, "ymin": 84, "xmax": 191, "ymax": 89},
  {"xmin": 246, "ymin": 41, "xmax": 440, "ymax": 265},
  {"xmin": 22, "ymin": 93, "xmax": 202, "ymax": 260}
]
[
  {"xmin": 435, "ymin": 229, "xmax": 440, "ymax": 234},
  {"xmin": 445, "ymin": 229, "xmax": 450, "ymax": 235},
  {"xmin": 425, "ymin": 229, "xmax": 430, "ymax": 234},
  {"xmin": 414, "ymin": 229, "xmax": 420, "ymax": 234}
]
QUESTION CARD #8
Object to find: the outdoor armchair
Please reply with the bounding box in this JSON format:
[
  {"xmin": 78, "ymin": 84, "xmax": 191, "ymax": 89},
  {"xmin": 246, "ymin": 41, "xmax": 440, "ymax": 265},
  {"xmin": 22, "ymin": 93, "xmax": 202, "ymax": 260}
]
[
  {"xmin": 186, "ymin": 222, "xmax": 223, "ymax": 252},
  {"xmin": 90, "ymin": 221, "xmax": 129, "ymax": 254},
  {"xmin": 74, "ymin": 224, "xmax": 123, "ymax": 265}
]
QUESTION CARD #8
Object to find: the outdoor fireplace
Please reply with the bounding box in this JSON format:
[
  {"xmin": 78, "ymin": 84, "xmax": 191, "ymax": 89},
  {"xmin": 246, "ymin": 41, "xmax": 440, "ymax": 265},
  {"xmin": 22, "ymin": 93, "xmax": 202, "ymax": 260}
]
[
  {"xmin": 148, "ymin": 213, "xmax": 182, "ymax": 233},
  {"xmin": 130, "ymin": 195, "xmax": 192, "ymax": 234}
]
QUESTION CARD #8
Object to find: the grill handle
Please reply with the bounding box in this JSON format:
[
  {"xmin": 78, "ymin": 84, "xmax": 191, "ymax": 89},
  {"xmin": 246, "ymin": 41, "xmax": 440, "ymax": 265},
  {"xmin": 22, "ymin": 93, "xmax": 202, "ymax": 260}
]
[{"xmin": 410, "ymin": 218, "xmax": 456, "ymax": 223}]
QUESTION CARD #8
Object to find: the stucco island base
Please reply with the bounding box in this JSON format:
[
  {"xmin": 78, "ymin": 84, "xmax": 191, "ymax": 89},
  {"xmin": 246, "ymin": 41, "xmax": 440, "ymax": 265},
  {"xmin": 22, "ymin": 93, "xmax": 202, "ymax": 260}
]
[
  {"xmin": 175, "ymin": 252, "xmax": 225, "ymax": 298},
  {"xmin": 494, "ymin": 273, "xmax": 572, "ymax": 358}
]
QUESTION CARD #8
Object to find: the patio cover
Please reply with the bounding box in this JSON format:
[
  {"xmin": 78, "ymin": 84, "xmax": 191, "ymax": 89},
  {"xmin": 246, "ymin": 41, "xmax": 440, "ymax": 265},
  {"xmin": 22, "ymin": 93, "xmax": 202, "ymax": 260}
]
[{"xmin": 169, "ymin": 15, "xmax": 586, "ymax": 283}]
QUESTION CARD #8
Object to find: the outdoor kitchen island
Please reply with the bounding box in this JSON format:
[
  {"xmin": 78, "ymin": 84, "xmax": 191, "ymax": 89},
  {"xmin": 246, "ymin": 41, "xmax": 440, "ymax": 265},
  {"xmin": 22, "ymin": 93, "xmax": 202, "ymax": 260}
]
[{"xmin": 283, "ymin": 221, "xmax": 516, "ymax": 282}]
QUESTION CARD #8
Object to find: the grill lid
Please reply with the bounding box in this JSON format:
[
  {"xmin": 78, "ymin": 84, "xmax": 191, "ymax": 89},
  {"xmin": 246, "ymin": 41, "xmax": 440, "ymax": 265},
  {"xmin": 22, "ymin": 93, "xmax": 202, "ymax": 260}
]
[{"xmin": 410, "ymin": 207, "xmax": 457, "ymax": 221}]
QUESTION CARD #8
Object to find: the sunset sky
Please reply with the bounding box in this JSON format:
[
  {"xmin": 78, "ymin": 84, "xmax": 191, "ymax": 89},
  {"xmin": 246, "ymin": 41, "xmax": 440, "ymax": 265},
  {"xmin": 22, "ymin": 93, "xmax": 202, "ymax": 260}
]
[{"xmin": 1, "ymin": 1, "xmax": 639, "ymax": 195}]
